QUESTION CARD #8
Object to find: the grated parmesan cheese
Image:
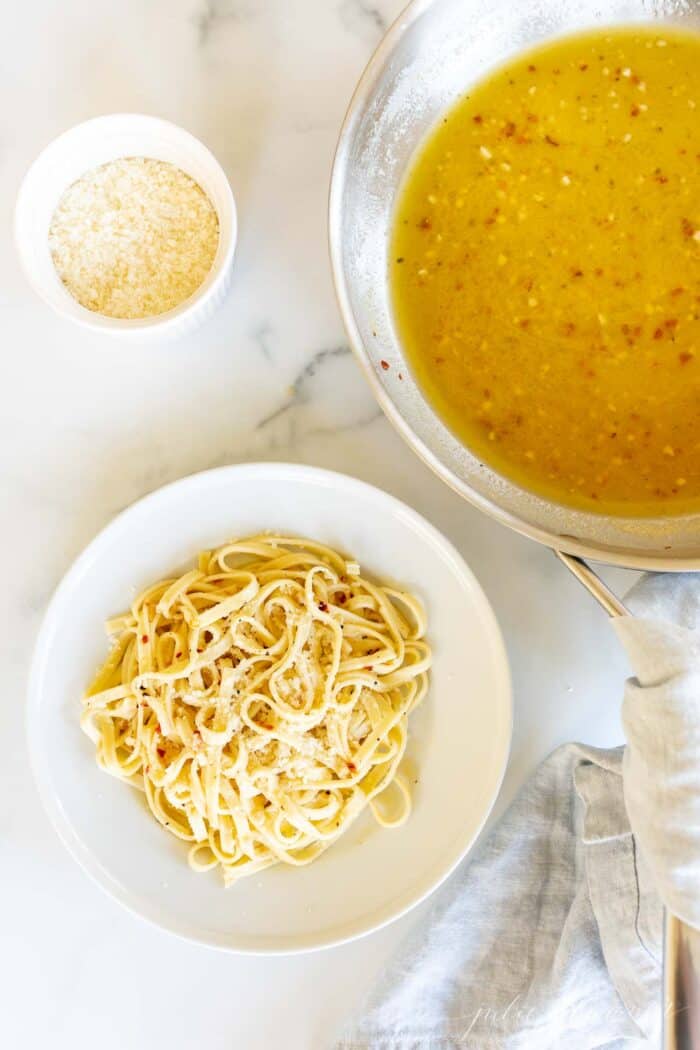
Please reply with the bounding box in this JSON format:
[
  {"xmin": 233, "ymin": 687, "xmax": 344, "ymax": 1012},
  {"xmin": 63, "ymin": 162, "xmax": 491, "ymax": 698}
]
[{"xmin": 48, "ymin": 157, "xmax": 219, "ymax": 319}]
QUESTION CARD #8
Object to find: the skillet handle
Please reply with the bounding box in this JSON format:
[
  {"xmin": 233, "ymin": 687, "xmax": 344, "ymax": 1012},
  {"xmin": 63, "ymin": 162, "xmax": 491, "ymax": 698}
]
[
  {"xmin": 555, "ymin": 550, "xmax": 700, "ymax": 1050},
  {"xmin": 554, "ymin": 549, "xmax": 627, "ymax": 617}
]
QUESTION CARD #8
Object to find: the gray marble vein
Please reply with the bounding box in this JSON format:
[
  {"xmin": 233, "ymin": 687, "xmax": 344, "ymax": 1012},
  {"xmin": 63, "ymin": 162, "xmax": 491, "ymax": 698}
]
[
  {"xmin": 256, "ymin": 345, "xmax": 352, "ymax": 428},
  {"xmin": 194, "ymin": 0, "xmax": 257, "ymax": 45},
  {"xmin": 251, "ymin": 321, "xmax": 275, "ymax": 363},
  {"xmin": 338, "ymin": 0, "xmax": 388, "ymax": 43}
]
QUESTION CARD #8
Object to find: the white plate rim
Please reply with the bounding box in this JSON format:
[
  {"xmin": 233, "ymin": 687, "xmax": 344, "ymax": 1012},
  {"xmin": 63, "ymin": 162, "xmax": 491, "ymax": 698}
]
[{"xmin": 26, "ymin": 462, "xmax": 512, "ymax": 954}]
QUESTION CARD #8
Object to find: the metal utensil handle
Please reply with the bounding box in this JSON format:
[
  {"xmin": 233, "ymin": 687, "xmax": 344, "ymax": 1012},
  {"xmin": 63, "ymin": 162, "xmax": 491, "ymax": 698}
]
[{"xmin": 555, "ymin": 550, "xmax": 700, "ymax": 1050}]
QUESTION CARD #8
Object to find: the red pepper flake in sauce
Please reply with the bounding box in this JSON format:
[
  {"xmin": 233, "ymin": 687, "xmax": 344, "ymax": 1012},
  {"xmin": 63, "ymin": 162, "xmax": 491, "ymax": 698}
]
[
  {"xmin": 380, "ymin": 360, "xmax": 390, "ymax": 370},
  {"xmin": 503, "ymin": 120, "xmax": 517, "ymax": 137},
  {"xmin": 347, "ymin": 762, "xmax": 357, "ymax": 772},
  {"xmin": 579, "ymin": 62, "xmax": 589, "ymax": 71},
  {"xmin": 527, "ymin": 63, "xmax": 537, "ymax": 72},
  {"xmin": 418, "ymin": 217, "xmax": 432, "ymax": 230},
  {"xmin": 679, "ymin": 352, "xmax": 693, "ymax": 365},
  {"xmin": 671, "ymin": 286, "xmax": 685, "ymax": 297},
  {"xmin": 653, "ymin": 327, "xmax": 664, "ymax": 340},
  {"xmin": 318, "ymin": 601, "xmax": 329, "ymax": 612},
  {"xmin": 157, "ymin": 748, "xmax": 165, "ymax": 758},
  {"xmin": 175, "ymin": 651, "xmax": 182, "ymax": 658},
  {"xmin": 473, "ymin": 114, "xmax": 483, "ymax": 124},
  {"xmin": 630, "ymin": 105, "xmax": 640, "ymax": 117},
  {"xmin": 141, "ymin": 635, "xmax": 149, "ymax": 644},
  {"xmin": 337, "ymin": 593, "xmax": 347, "ymax": 604},
  {"xmin": 681, "ymin": 218, "xmax": 695, "ymax": 238}
]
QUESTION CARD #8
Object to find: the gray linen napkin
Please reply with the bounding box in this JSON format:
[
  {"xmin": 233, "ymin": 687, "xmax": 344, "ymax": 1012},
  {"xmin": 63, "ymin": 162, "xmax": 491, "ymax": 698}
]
[
  {"xmin": 618, "ymin": 575, "xmax": 700, "ymax": 931},
  {"xmin": 336, "ymin": 574, "xmax": 700, "ymax": 1050}
]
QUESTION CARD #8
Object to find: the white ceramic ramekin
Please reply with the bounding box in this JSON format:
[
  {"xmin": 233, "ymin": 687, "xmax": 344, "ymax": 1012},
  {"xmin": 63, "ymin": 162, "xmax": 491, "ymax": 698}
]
[{"xmin": 15, "ymin": 114, "xmax": 237, "ymax": 342}]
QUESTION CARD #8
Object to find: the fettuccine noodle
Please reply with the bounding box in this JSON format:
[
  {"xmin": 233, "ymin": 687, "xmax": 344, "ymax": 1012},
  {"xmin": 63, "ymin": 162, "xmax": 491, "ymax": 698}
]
[{"xmin": 81, "ymin": 535, "xmax": 431, "ymax": 885}]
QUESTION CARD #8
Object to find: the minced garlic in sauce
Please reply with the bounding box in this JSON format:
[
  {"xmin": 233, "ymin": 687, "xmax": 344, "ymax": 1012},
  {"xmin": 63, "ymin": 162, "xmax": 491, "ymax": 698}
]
[
  {"xmin": 392, "ymin": 27, "xmax": 700, "ymax": 516},
  {"xmin": 49, "ymin": 157, "xmax": 219, "ymax": 319}
]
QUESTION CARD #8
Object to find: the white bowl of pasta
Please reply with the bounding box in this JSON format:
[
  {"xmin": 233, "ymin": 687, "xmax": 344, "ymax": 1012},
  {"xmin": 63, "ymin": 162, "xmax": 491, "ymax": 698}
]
[{"xmin": 27, "ymin": 463, "xmax": 511, "ymax": 953}]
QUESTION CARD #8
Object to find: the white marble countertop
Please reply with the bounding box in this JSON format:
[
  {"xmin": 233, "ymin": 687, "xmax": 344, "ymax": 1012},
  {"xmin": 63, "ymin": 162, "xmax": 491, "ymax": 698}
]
[{"xmin": 1, "ymin": 1, "xmax": 635, "ymax": 1046}]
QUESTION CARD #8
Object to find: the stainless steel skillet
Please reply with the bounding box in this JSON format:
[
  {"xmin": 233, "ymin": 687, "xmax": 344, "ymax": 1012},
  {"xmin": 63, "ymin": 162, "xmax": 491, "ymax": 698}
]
[{"xmin": 328, "ymin": 0, "xmax": 700, "ymax": 1044}]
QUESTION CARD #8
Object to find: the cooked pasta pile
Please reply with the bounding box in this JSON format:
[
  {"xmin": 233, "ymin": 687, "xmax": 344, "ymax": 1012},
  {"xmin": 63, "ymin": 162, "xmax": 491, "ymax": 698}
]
[{"xmin": 81, "ymin": 535, "xmax": 431, "ymax": 885}]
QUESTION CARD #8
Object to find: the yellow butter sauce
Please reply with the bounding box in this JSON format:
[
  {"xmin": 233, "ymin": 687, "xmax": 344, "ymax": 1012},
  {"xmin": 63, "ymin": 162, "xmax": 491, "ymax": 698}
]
[{"xmin": 391, "ymin": 27, "xmax": 700, "ymax": 515}]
